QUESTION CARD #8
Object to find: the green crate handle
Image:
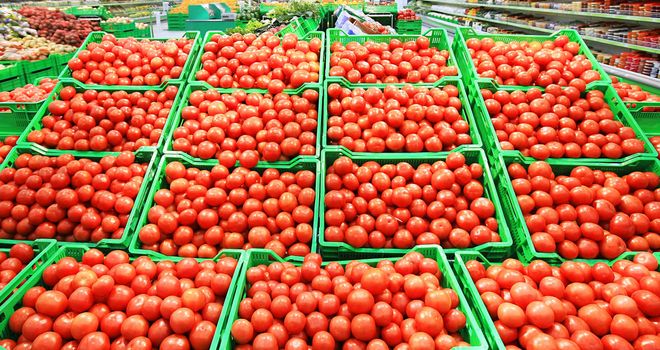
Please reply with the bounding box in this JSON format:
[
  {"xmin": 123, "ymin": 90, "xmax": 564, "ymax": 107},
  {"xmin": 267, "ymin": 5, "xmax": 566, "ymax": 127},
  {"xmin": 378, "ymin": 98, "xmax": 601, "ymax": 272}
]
[
  {"xmin": 0, "ymin": 145, "xmax": 159, "ymax": 249},
  {"xmin": 0, "ymin": 239, "xmax": 57, "ymax": 306},
  {"xmin": 322, "ymin": 77, "xmax": 483, "ymax": 151},
  {"xmin": 454, "ymin": 28, "xmax": 611, "ymax": 90},
  {"xmin": 493, "ymin": 152, "xmax": 660, "ymax": 264},
  {"xmin": 219, "ymin": 246, "xmax": 489, "ymax": 350},
  {"xmin": 59, "ymin": 31, "xmax": 202, "ymax": 89},
  {"xmin": 317, "ymin": 147, "xmax": 513, "ymax": 260},
  {"xmin": 0, "ymin": 244, "xmax": 246, "ymax": 349},
  {"xmin": 163, "ymin": 82, "xmax": 323, "ymax": 166},
  {"xmin": 15, "ymin": 79, "xmax": 186, "ymax": 156},
  {"xmin": 129, "ymin": 153, "xmax": 322, "ymax": 262},
  {"xmin": 472, "ymin": 79, "xmax": 658, "ymax": 162},
  {"xmin": 326, "ymin": 28, "xmax": 460, "ymax": 85}
]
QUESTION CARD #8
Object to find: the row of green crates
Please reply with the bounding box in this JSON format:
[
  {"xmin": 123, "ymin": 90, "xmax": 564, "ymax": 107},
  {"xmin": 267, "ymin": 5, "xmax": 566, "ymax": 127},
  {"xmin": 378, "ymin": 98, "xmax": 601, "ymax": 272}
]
[
  {"xmin": 100, "ymin": 22, "xmax": 153, "ymax": 38},
  {"xmin": 0, "ymin": 53, "xmax": 72, "ymax": 91},
  {"xmin": 64, "ymin": 5, "xmax": 113, "ymax": 19},
  {"xmin": 396, "ymin": 19, "xmax": 422, "ymax": 34}
]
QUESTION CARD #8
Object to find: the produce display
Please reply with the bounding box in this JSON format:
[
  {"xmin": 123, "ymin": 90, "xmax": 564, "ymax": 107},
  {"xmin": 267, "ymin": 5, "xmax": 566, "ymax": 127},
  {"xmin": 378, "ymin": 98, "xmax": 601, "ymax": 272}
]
[
  {"xmin": 324, "ymin": 153, "xmax": 501, "ymax": 249},
  {"xmin": 170, "ymin": 88, "xmax": 319, "ymax": 165},
  {"xmin": 104, "ymin": 17, "xmax": 133, "ymax": 24},
  {"xmin": 0, "ymin": 77, "xmax": 57, "ymax": 103},
  {"xmin": 67, "ymin": 34, "xmax": 196, "ymax": 86},
  {"xmin": 0, "ymin": 243, "xmax": 34, "ymax": 290},
  {"xmin": 0, "ymin": 249, "xmax": 239, "ymax": 350},
  {"xmin": 25, "ymin": 85, "xmax": 179, "ymax": 152},
  {"xmin": 230, "ymin": 251, "xmax": 474, "ymax": 349},
  {"xmin": 481, "ymin": 86, "xmax": 647, "ymax": 159},
  {"xmin": 464, "ymin": 253, "xmax": 660, "ymax": 349},
  {"xmin": 612, "ymin": 76, "xmax": 660, "ymax": 111},
  {"xmin": 0, "ymin": 136, "xmax": 18, "ymax": 165},
  {"xmin": 0, "ymin": 152, "xmax": 148, "ymax": 243},
  {"xmin": 326, "ymin": 83, "xmax": 473, "ymax": 152},
  {"xmin": 0, "ymin": 36, "xmax": 76, "ymax": 61},
  {"xmin": 193, "ymin": 33, "xmax": 322, "ymax": 89},
  {"xmin": 17, "ymin": 7, "xmax": 100, "ymax": 47},
  {"xmin": 398, "ymin": 9, "xmax": 420, "ymax": 20},
  {"xmin": 329, "ymin": 36, "xmax": 458, "ymax": 83},
  {"xmin": 652, "ymin": 137, "xmax": 660, "ymax": 159},
  {"xmin": 464, "ymin": 35, "xmax": 603, "ymax": 87},
  {"xmin": 0, "ymin": 8, "xmax": 38, "ymax": 40},
  {"xmin": 138, "ymin": 162, "xmax": 317, "ymax": 258},
  {"xmin": 506, "ymin": 160, "xmax": 660, "ymax": 259}
]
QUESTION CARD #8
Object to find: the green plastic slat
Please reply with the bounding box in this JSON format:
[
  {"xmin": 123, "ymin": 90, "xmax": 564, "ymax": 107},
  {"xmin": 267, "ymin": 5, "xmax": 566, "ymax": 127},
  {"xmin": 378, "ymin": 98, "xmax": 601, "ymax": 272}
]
[
  {"xmin": 167, "ymin": 11, "xmax": 187, "ymax": 30},
  {"xmin": 164, "ymin": 83, "xmax": 322, "ymax": 166},
  {"xmin": 453, "ymin": 28, "xmax": 611, "ymax": 89},
  {"xmin": 322, "ymin": 77, "xmax": 483, "ymax": 151},
  {"xmin": 491, "ymin": 152, "xmax": 660, "ymax": 264},
  {"xmin": 16, "ymin": 80, "xmax": 185, "ymax": 155},
  {"xmin": 0, "ymin": 145, "xmax": 158, "ymax": 249},
  {"xmin": 58, "ymin": 31, "xmax": 202, "ymax": 88},
  {"xmin": 128, "ymin": 153, "xmax": 321, "ymax": 262},
  {"xmin": 0, "ymin": 63, "xmax": 26, "ymax": 91},
  {"xmin": 100, "ymin": 21, "xmax": 135, "ymax": 32},
  {"xmin": 453, "ymin": 250, "xmax": 660, "ymax": 350},
  {"xmin": 0, "ymin": 239, "xmax": 57, "ymax": 306},
  {"xmin": 471, "ymin": 79, "xmax": 658, "ymax": 162},
  {"xmin": 278, "ymin": 17, "xmax": 320, "ymax": 37},
  {"xmin": 220, "ymin": 246, "xmax": 489, "ymax": 350},
  {"xmin": 0, "ymin": 244, "xmax": 245, "ymax": 350},
  {"xmin": 318, "ymin": 148, "xmax": 513, "ymax": 260},
  {"xmin": 326, "ymin": 28, "xmax": 459, "ymax": 84}
]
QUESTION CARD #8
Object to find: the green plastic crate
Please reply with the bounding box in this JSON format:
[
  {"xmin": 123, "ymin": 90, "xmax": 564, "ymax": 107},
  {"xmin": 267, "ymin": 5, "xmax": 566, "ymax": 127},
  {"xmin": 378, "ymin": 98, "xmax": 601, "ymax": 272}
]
[
  {"xmin": 396, "ymin": 19, "xmax": 422, "ymax": 35},
  {"xmin": 0, "ymin": 76, "xmax": 58, "ymax": 141},
  {"xmin": 65, "ymin": 5, "xmax": 112, "ymax": 19},
  {"xmin": 100, "ymin": 21, "xmax": 135, "ymax": 32},
  {"xmin": 364, "ymin": 3, "xmax": 398, "ymax": 13},
  {"xmin": 188, "ymin": 30, "xmax": 325, "ymax": 88},
  {"xmin": 492, "ymin": 152, "xmax": 660, "ymax": 264},
  {"xmin": 59, "ymin": 31, "xmax": 202, "ymax": 88},
  {"xmin": 128, "ymin": 153, "xmax": 321, "ymax": 262},
  {"xmin": 53, "ymin": 53, "xmax": 75, "ymax": 76},
  {"xmin": 16, "ymin": 80, "xmax": 185, "ymax": 155},
  {"xmin": 133, "ymin": 25, "xmax": 153, "ymax": 38},
  {"xmin": 278, "ymin": 17, "xmax": 320, "ymax": 37},
  {"xmin": 220, "ymin": 246, "xmax": 489, "ymax": 350},
  {"xmin": 167, "ymin": 11, "xmax": 187, "ymax": 31},
  {"xmin": 164, "ymin": 83, "xmax": 322, "ymax": 165},
  {"xmin": 0, "ymin": 239, "xmax": 57, "ymax": 306},
  {"xmin": 471, "ymin": 79, "xmax": 658, "ymax": 162},
  {"xmin": 614, "ymin": 76, "xmax": 660, "ymax": 138},
  {"xmin": 0, "ymin": 145, "xmax": 158, "ymax": 249},
  {"xmin": 454, "ymin": 28, "xmax": 611, "ymax": 89},
  {"xmin": 0, "ymin": 244, "xmax": 245, "ymax": 350},
  {"xmin": 453, "ymin": 250, "xmax": 660, "ymax": 350},
  {"xmin": 326, "ymin": 28, "xmax": 459, "ymax": 84},
  {"xmin": 319, "ymin": 148, "xmax": 513, "ymax": 260},
  {"xmin": 0, "ymin": 63, "xmax": 26, "ymax": 91},
  {"xmin": 322, "ymin": 77, "xmax": 483, "ymax": 151}
]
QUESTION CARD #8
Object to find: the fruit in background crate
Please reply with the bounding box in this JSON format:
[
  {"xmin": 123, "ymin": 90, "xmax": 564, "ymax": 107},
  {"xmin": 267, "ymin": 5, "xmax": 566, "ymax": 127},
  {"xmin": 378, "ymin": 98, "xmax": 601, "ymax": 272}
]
[
  {"xmin": 26, "ymin": 85, "xmax": 178, "ymax": 152},
  {"xmin": 0, "ymin": 36, "xmax": 76, "ymax": 61},
  {"xmin": 652, "ymin": 137, "xmax": 660, "ymax": 159},
  {"xmin": 194, "ymin": 32, "xmax": 322, "ymax": 89},
  {"xmin": 18, "ymin": 7, "xmax": 100, "ymax": 47},
  {"xmin": 324, "ymin": 153, "xmax": 500, "ymax": 249},
  {"xmin": 138, "ymin": 162, "xmax": 316, "ymax": 258},
  {"xmin": 67, "ymin": 34, "xmax": 195, "ymax": 86},
  {"xmin": 104, "ymin": 17, "xmax": 133, "ymax": 24},
  {"xmin": 507, "ymin": 160, "xmax": 660, "ymax": 259},
  {"xmin": 466, "ymin": 254, "xmax": 660, "ymax": 349},
  {"xmin": 0, "ymin": 78, "xmax": 57, "ymax": 103},
  {"xmin": 329, "ymin": 36, "xmax": 457, "ymax": 83},
  {"xmin": 0, "ymin": 136, "xmax": 18, "ymax": 164},
  {"xmin": 465, "ymin": 35, "xmax": 602, "ymax": 88},
  {"xmin": 481, "ymin": 85, "xmax": 646, "ymax": 159},
  {"xmin": 0, "ymin": 249, "xmax": 239, "ymax": 350},
  {"xmin": 171, "ymin": 89, "xmax": 318, "ymax": 167},
  {"xmin": 0, "ymin": 152, "xmax": 148, "ymax": 243},
  {"xmin": 397, "ymin": 9, "xmax": 420, "ymax": 20},
  {"xmin": 0, "ymin": 243, "xmax": 34, "ymax": 290},
  {"xmin": 230, "ymin": 251, "xmax": 472, "ymax": 349},
  {"xmin": 612, "ymin": 76, "xmax": 660, "ymax": 111},
  {"xmin": 326, "ymin": 83, "xmax": 473, "ymax": 152}
]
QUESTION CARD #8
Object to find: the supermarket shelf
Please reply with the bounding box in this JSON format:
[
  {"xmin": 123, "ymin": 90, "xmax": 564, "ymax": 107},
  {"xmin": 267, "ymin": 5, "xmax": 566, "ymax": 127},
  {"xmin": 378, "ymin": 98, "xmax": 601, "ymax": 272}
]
[
  {"xmin": 423, "ymin": 0, "xmax": 659, "ymax": 24},
  {"xmin": 420, "ymin": 14, "xmax": 463, "ymax": 31},
  {"xmin": 603, "ymin": 64, "xmax": 660, "ymax": 89},
  {"xmin": 430, "ymin": 9, "xmax": 660, "ymax": 55}
]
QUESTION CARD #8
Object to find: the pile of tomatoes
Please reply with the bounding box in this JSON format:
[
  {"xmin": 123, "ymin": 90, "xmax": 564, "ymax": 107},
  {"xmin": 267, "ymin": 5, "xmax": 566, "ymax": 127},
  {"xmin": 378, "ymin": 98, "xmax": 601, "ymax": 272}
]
[
  {"xmin": 326, "ymin": 83, "xmax": 473, "ymax": 152},
  {"xmin": 507, "ymin": 160, "xmax": 660, "ymax": 259},
  {"xmin": 324, "ymin": 153, "xmax": 501, "ymax": 249},
  {"xmin": 612, "ymin": 76, "xmax": 660, "ymax": 111},
  {"xmin": 465, "ymin": 253, "xmax": 660, "ymax": 350},
  {"xmin": 651, "ymin": 137, "xmax": 660, "ymax": 159},
  {"xmin": 170, "ymin": 88, "xmax": 318, "ymax": 167},
  {"xmin": 0, "ymin": 243, "xmax": 35, "ymax": 290},
  {"xmin": 230, "ymin": 251, "xmax": 471, "ymax": 350},
  {"xmin": 482, "ymin": 85, "xmax": 646, "ymax": 159},
  {"xmin": 0, "ymin": 78, "xmax": 58, "ymax": 103},
  {"xmin": 138, "ymin": 161, "xmax": 316, "ymax": 259},
  {"xmin": 25, "ymin": 85, "xmax": 179, "ymax": 152},
  {"xmin": 465, "ymin": 35, "xmax": 602, "ymax": 87},
  {"xmin": 0, "ymin": 136, "xmax": 18, "ymax": 164},
  {"xmin": 0, "ymin": 152, "xmax": 148, "ymax": 243},
  {"xmin": 0, "ymin": 249, "xmax": 239, "ymax": 350},
  {"xmin": 66, "ymin": 34, "xmax": 195, "ymax": 86},
  {"xmin": 329, "ymin": 36, "xmax": 457, "ymax": 84},
  {"xmin": 194, "ymin": 33, "xmax": 322, "ymax": 90}
]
